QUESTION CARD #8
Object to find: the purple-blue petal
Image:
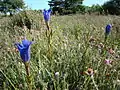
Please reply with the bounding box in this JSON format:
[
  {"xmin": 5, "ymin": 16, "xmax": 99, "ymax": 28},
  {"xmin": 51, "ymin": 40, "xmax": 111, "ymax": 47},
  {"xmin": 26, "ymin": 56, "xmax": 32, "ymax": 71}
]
[
  {"xmin": 43, "ymin": 9, "xmax": 46, "ymax": 14},
  {"xmin": 20, "ymin": 46, "xmax": 30, "ymax": 62},
  {"xmin": 22, "ymin": 39, "xmax": 32, "ymax": 47},
  {"xmin": 15, "ymin": 39, "xmax": 32, "ymax": 62},
  {"xmin": 48, "ymin": 9, "xmax": 52, "ymax": 13},
  {"xmin": 105, "ymin": 24, "xmax": 112, "ymax": 34},
  {"xmin": 43, "ymin": 9, "xmax": 51, "ymax": 22},
  {"xmin": 15, "ymin": 43, "xmax": 23, "ymax": 51}
]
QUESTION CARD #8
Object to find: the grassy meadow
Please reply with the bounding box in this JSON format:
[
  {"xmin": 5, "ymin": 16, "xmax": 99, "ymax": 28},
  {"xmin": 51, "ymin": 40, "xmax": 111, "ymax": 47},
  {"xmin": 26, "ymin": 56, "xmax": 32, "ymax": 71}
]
[{"xmin": 0, "ymin": 11, "xmax": 120, "ymax": 90}]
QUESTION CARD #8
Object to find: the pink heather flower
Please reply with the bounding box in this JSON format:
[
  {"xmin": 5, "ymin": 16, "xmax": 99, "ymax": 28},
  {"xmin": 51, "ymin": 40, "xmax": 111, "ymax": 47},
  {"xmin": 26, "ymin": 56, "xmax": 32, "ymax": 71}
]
[
  {"xmin": 104, "ymin": 59, "xmax": 112, "ymax": 65},
  {"xmin": 85, "ymin": 68, "xmax": 94, "ymax": 76},
  {"xmin": 108, "ymin": 48, "xmax": 115, "ymax": 54}
]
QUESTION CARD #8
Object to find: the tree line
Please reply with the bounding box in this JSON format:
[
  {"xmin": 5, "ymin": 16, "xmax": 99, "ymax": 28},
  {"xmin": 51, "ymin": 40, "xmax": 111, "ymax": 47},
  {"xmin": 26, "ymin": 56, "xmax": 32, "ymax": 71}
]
[
  {"xmin": 0, "ymin": 0, "xmax": 120, "ymax": 15},
  {"xmin": 48, "ymin": 0, "xmax": 120, "ymax": 15},
  {"xmin": 0, "ymin": 0, "xmax": 25, "ymax": 15}
]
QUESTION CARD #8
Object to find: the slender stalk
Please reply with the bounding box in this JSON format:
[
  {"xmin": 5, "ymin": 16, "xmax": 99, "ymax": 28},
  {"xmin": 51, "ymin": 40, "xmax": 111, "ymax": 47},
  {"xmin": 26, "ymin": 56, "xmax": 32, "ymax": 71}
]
[
  {"xmin": 104, "ymin": 33, "xmax": 108, "ymax": 43},
  {"xmin": 45, "ymin": 21, "xmax": 53, "ymax": 61},
  {"xmin": 45, "ymin": 21, "xmax": 50, "ymax": 37},
  {"xmin": 91, "ymin": 75, "xmax": 99, "ymax": 90},
  {"xmin": 24, "ymin": 62, "xmax": 32, "ymax": 90},
  {"xmin": 45, "ymin": 21, "xmax": 50, "ymax": 31},
  {"xmin": 104, "ymin": 35, "xmax": 107, "ymax": 43}
]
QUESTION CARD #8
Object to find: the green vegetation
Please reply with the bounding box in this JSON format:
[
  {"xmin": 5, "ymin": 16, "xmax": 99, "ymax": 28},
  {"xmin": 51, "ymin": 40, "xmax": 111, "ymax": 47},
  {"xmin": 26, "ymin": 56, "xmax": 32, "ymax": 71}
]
[
  {"xmin": 0, "ymin": 10, "xmax": 120, "ymax": 89},
  {"xmin": 0, "ymin": 0, "xmax": 120, "ymax": 90},
  {"xmin": 48, "ymin": 0, "xmax": 83, "ymax": 14},
  {"xmin": 0, "ymin": 0, "xmax": 25, "ymax": 15},
  {"xmin": 103, "ymin": 0, "xmax": 120, "ymax": 15},
  {"xmin": 48, "ymin": 0, "xmax": 120, "ymax": 15},
  {"xmin": 1, "ymin": 0, "xmax": 120, "ymax": 15}
]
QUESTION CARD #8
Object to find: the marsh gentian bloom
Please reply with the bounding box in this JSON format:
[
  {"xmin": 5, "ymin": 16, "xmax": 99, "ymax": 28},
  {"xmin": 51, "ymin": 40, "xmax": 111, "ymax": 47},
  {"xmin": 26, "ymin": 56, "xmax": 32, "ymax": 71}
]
[
  {"xmin": 105, "ymin": 24, "xmax": 112, "ymax": 35},
  {"xmin": 15, "ymin": 38, "xmax": 32, "ymax": 62},
  {"xmin": 43, "ymin": 9, "xmax": 52, "ymax": 22}
]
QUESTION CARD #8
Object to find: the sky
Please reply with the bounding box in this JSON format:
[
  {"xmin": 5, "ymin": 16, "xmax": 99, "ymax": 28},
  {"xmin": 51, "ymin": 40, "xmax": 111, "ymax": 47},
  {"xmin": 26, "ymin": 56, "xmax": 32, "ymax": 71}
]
[{"xmin": 24, "ymin": 0, "xmax": 109, "ymax": 10}]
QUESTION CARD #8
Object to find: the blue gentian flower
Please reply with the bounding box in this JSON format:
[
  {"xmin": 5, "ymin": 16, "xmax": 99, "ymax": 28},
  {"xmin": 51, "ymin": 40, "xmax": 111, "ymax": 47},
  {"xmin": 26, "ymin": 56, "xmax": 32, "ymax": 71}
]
[
  {"xmin": 105, "ymin": 24, "xmax": 112, "ymax": 35},
  {"xmin": 43, "ymin": 9, "xmax": 52, "ymax": 22},
  {"xmin": 15, "ymin": 38, "xmax": 32, "ymax": 62}
]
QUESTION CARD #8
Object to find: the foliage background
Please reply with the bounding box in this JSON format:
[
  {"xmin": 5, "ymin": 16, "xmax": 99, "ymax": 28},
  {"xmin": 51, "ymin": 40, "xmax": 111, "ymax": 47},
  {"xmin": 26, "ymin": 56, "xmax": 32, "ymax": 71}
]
[
  {"xmin": 0, "ymin": 10, "xmax": 120, "ymax": 89},
  {"xmin": 0, "ymin": 0, "xmax": 120, "ymax": 90}
]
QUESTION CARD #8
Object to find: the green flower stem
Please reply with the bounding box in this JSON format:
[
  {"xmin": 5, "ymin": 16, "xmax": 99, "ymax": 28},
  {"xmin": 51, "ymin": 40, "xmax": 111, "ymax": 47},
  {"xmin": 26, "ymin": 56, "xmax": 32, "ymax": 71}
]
[
  {"xmin": 47, "ymin": 41, "xmax": 52, "ymax": 60},
  {"xmin": 104, "ymin": 33, "xmax": 109, "ymax": 43},
  {"xmin": 24, "ymin": 62, "xmax": 32, "ymax": 90},
  {"xmin": 45, "ymin": 21, "xmax": 53, "ymax": 38},
  {"xmin": 45, "ymin": 21, "xmax": 50, "ymax": 37},
  {"xmin": 45, "ymin": 21, "xmax": 53, "ymax": 61},
  {"xmin": 91, "ymin": 75, "xmax": 99, "ymax": 90},
  {"xmin": 45, "ymin": 21, "xmax": 50, "ymax": 31}
]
